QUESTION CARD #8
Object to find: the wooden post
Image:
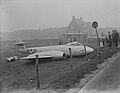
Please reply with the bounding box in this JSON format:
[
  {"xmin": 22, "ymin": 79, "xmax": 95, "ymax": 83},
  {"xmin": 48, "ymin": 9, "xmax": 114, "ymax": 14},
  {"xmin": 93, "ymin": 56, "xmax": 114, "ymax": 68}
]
[
  {"xmin": 84, "ymin": 45, "xmax": 88, "ymax": 62},
  {"xmin": 35, "ymin": 54, "xmax": 40, "ymax": 89},
  {"xmin": 69, "ymin": 48, "xmax": 73, "ymax": 71}
]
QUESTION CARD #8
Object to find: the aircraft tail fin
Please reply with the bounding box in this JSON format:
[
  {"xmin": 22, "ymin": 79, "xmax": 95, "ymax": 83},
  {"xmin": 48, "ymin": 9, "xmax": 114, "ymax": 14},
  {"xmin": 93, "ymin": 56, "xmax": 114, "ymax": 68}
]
[
  {"xmin": 14, "ymin": 39, "xmax": 28, "ymax": 45},
  {"xmin": 8, "ymin": 39, "xmax": 28, "ymax": 54}
]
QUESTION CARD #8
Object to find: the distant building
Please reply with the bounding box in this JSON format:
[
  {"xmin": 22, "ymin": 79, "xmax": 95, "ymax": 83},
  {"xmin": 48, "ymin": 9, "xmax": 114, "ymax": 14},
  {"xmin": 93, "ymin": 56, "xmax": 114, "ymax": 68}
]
[
  {"xmin": 61, "ymin": 16, "xmax": 93, "ymax": 44},
  {"xmin": 67, "ymin": 16, "xmax": 94, "ymax": 36},
  {"xmin": 62, "ymin": 33, "xmax": 82, "ymax": 43},
  {"xmin": 62, "ymin": 33, "xmax": 88, "ymax": 44}
]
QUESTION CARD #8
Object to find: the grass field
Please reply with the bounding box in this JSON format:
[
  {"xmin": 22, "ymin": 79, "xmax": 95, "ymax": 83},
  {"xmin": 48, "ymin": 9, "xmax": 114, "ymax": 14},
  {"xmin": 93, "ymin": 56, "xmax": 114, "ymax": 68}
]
[{"xmin": 1, "ymin": 38, "xmax": 115, "ymax": 93}]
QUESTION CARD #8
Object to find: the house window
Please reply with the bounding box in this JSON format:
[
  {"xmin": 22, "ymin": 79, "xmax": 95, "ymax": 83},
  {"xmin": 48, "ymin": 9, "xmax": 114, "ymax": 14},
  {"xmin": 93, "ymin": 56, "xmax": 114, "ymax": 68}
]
[
  {"xmin": 74, "ymin": 37, "xmax": 77, "ymax": 41},
  {"xmin": 74, "ymin": 25, "xmax": 76, "ymax": 28},
  {"xmin": 68, "ymin": 38, "xmax": 71, "ymax": 43}
]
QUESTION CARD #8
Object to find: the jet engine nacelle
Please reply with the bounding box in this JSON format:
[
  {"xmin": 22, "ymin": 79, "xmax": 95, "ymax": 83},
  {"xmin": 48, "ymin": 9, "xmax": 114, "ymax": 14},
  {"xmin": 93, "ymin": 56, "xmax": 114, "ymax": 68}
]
[
  {"xmin": 7, "ymin": 56, "xmax": 18, "ymax": 62},
  {"xmin": 52, "ymin": 52, "xmax": 66, "ymax": 60},
  {"xmin": 25, "ymin": 51, "xmax": 66, "ymax": 60}
]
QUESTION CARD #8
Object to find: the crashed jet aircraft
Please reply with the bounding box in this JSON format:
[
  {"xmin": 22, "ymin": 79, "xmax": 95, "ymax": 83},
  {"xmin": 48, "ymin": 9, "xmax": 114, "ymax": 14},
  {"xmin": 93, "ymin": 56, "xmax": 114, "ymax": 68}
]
[{"xmin": 10, "ymin": 39, "xmax": 94, "ymax": 61}]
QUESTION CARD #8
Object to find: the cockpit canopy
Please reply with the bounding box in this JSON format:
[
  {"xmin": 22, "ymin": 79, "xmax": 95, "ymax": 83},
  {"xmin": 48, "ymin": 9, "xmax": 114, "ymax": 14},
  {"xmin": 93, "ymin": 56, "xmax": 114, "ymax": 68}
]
[{"xmin": 66, "ymin": 42, "xmax": 83, "ymax": 46}]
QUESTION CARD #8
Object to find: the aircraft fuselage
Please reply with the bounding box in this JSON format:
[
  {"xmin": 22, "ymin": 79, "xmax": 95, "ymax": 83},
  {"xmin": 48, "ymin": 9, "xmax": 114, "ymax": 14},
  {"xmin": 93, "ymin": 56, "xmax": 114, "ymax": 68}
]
[{"xmin": 27, "ymin": 44, "xmax": 93, "ymax": 57}]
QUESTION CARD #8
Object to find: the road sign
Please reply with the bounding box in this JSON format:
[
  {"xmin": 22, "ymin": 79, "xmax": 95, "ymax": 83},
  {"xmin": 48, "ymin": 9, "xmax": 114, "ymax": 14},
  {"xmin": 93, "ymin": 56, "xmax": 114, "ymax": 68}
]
[
  {"xmin": 92, "ymin": 21, "xmax": 98, "ymax": 28},
  {"xmin": 92, "ymin": 21, "xmax": 100, "ymax": 46}
]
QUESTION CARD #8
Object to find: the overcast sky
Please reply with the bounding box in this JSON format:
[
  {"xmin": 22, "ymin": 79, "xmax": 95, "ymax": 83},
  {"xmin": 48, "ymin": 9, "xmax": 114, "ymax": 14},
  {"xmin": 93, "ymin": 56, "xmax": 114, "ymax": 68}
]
[{"xmin": 0, "ymin": 0, "xmax": 120, "ymax": 32}]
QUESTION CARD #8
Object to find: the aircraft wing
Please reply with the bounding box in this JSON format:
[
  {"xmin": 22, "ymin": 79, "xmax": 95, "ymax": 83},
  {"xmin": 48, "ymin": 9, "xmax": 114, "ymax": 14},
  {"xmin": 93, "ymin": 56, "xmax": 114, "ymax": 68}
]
[
  {"xmin": 20, "ymin": 55, "xmax": 53, "ymax": 60},
  {"xmin": 20, "ymin": 51, "xmax": 66, "ymax": 60}
]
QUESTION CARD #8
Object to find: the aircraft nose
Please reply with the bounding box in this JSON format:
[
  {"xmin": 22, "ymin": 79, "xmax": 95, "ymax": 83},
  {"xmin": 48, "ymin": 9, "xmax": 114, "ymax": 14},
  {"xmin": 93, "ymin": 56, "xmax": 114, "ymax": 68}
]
[
  {"xmin": 87, "ymin": 47, "xmax": 94, "ymax": 53},
  {"xmin": 90, "ymin": 48, "xmax": 94, "ymax": 52}
]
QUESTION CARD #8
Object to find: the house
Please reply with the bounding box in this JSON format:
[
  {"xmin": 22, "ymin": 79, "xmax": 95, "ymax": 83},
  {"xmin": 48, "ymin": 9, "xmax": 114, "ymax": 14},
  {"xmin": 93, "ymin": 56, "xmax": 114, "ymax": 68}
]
[
  {"xmin": 61, "ymin": 16, "xmax": 93, "ymax": 44},
  {"xmin": 67, "ymin": 16, "xmax": 94, "ymax": 35}
]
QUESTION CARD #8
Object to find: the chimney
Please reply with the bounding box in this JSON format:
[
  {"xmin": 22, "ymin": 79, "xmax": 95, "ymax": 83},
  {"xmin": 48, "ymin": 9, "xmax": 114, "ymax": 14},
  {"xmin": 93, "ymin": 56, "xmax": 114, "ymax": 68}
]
[{"xmin": 72, "ymin": 16, "xmax": 75, "ymax": 19}]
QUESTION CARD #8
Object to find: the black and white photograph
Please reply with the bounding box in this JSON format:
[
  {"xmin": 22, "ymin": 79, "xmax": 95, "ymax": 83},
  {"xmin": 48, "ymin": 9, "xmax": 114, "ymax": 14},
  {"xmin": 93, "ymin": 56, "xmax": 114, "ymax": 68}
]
[{"xmin": 0, "ymin": 0, "xmax": 120, "ymax": 93}]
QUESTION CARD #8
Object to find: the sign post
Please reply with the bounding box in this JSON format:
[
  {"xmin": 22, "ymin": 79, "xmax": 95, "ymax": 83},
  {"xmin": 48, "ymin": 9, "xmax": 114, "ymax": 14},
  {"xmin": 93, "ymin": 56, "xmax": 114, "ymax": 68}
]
[{"xmin": 92, "ymin": 21, "xmax": 100, "ymax": 46}]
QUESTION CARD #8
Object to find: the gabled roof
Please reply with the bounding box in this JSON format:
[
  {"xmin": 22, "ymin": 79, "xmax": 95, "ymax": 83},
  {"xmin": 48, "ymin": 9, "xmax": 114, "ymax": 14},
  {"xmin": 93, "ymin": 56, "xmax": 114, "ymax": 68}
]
[{"xmin": 74, "ymin": 18, "xmax": 85, "ymax": 26}]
